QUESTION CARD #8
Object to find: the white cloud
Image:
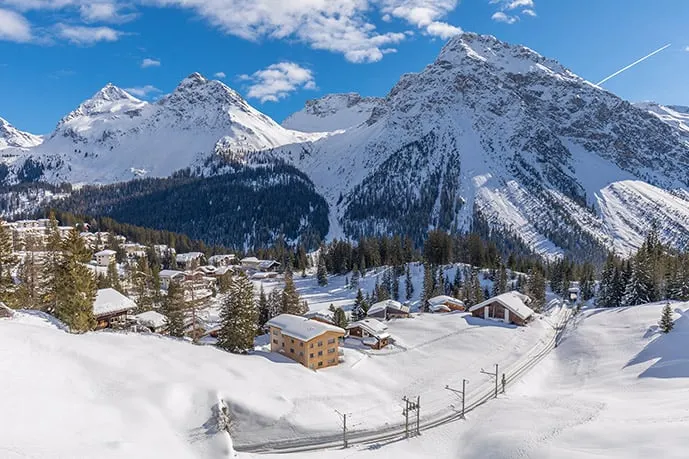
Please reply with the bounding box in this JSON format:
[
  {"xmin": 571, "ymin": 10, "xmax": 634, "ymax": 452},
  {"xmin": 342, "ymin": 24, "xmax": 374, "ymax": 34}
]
[
  {"xmin": 79, "ymin": 3, "xmax": 136, "ymax": 23},
  {"xmin": 124, "ymin": 84, "xmax": 161, "ymax": 98},
  {"xmin": 56, "ymin": 24, "xmax": 122, "ymax": 44},
  {"xmin": 491, "ymin": 12, "xmax": 518, "ymax": 24},
  {"xmin": 378, "ymin": 0, "xmax": 462, "ymax": 38},
  {"xmin": 141, "ymin": 57, "xmax": 160, "ymax": 68},
  {"xmin": 685, "ymin": 46, "xmax": 689, "ymax": 52},
  {"xmin": 0, "ymin": 8, "xmax": 32, "ymax": 42},
  {"xmin": 0, "ymin": 0, "xmax": 468, "ymax": 59},
  {"xmin": 243, "ymin": 62, "xmax": 316, "ymax": 103},
  {"xmin": 213, "ymin": 71, "xmax": 226, "ymax": 79},
  {"xmin": 490, "ymin": 0, "xmax": 536, "ymax": 22}
]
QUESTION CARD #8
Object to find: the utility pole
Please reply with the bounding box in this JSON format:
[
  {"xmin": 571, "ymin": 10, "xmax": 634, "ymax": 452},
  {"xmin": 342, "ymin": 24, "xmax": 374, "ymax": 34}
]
[
  {"xmin": 445, "ymin": 379, "xmax": 468, "ymax": 419},
  {"xmin": 502, "ymin": 373, "xmax": 506, "ymax": 394},
  {"xmin": 335, "ymin": 410, "xmax": 349, "ymax": 448},
  {"xmin": 481, "ymin": 364, "xmax": 499, "ymax": 398},
  {"xmin": 402, "ymin": 396, "xmax": 421, "ymax": 438}
]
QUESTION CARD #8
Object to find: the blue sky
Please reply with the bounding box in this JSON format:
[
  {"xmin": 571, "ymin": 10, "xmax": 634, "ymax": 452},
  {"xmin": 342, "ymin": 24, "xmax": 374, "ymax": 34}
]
[{"xmin": 0, "ymin": 0, "xmax": 688, "ymax": 134}]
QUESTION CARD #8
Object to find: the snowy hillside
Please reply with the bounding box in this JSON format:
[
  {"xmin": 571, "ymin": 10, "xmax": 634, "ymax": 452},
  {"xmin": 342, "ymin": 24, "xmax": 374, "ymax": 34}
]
[
  {"xmin": 282, "ymin": 93, "xmax": 382, "ymax": 133},
  {"xmin": 8, "ymin": 73, "xmax": 323, "ymax": 184},
  {"xmin": 0, "ymin": 117, "xmax": 42, "ymax": 150},
  {"xmin": 273, "ymin": 33, "xmax": 689, "ymax": 257},
  {"xmin": 244, "ymin": 302, "xmax": 689, "ymax": 459}
]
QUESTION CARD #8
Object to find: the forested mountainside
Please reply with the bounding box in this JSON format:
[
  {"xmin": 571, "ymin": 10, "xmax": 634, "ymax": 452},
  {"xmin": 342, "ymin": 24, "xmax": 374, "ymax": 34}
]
[{"xmin": 50, "ymin": 164, "xmax": 329, "ymax": 250}]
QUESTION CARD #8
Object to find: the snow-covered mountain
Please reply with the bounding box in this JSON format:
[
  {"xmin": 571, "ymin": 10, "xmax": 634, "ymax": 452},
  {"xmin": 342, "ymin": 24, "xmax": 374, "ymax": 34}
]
[
  {"xmin": 272, "ymin": 33, "xmax": 689, "ymax": 258},
  {"xmin": 635, "ymin": 102, "xmax": 689, "ymax": 139},
  {"xmin": 0, "ymin": 117, "xmax": 42, "ymax": 150},
  {"xmin": 282, "ymin": 93, "xmax": 382, "ymax": 132},
  {"xmin": 9, "ymin": 73, "xmax": 322, "ymax": 184}
]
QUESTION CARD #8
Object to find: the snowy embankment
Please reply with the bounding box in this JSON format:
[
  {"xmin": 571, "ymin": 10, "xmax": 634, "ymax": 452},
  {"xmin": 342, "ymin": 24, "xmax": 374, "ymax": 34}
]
[{"xmin": 242, "ymin": 302, "xmax": 689, "ymax": 459}]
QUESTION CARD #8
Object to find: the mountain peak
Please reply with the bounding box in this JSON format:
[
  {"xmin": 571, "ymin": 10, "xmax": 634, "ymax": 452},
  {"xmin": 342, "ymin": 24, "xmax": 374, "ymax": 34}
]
[
  {"xmin": 92, "ymin": 83, "xmax": 139, "ymax": 103},
  {"xmin": 0, "ymin": 116, "xmax": 43, "ymax": 149},
  {"xmin": 178, "ymin": 72, "xmax": 208, "ymax": 88},
  {"xmin": 437, "ymin": 32, "xmax": 570, "ymax": 78}
]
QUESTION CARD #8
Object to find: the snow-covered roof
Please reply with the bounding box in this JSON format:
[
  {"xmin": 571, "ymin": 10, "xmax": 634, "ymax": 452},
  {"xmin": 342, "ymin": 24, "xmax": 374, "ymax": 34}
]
[
  {"xmin": 159, "ymin": 269, "xmax": 185, "ymax": 278},
  {"xmin": 93, "ymin": 288, "xmax": 136, "ymax": 317},
  {"xmin": 469, "ymin": 291, "xmax": 535, "ymax": 321},
  {"xmin": 208, "ymin": 254, "xmax": 236, "ymax": 262},
  {"xmin": 241, "ymin": 257, "xmax": 260, "ymax": 263},
  {"xmin": 176, "ymin": 252, "xmax": 204, "ymax": 262},
  {"xmin": 347, "ymin": 318, "xmax": 388, "ymax": 337},
  {"xmin": 134, "ymin": 311, "xmax": 167, "ymax": 329},
  {"xmin": 428, "ymin": 295, "xmax": 465, "ymax": 307},
  {"xmin": 266, "ymin": 314, "xmax": 345, "ymax": 341},
  {"xmin": 430, "ymin": 304, "xmax": 452, "ymax": 313},
  {"xmin": 95, "ymin": 249, "xmax": 116, "ymax": 256},
  {"xmin": 259, "ymin": 260, "xmax": 280, "ymax": 269},
  {"xmin": 368, "ymin": 299, "xmax": 410, "ymax": 315},
  {"xmin": 304, "ymin": 309, "xmax": 335, "ymax": 323}
]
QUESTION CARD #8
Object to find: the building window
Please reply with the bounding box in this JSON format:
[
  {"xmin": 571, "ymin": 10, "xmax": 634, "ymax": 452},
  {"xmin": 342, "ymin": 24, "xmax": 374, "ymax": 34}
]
[
  {"xmin": 272, "ymin": 329, "xmax": 278, "ymax": 335},
  {"xmin": 310, "ymin": 353, "xmax": 314, "ymax": 358},
  {"xmin": 273, "ymin": 339, "xmax": 277, "ymax": 344},
  {"xmin": 291, "ymin": 339, "xmax": 294, "ymax": 344},
  {"xmin": 290, "ymin": 348, "xmax": 294, "ymax": 353},
  {"xmin": 299, "ymin": 352, "xmax": 304, "ymax": 357},
  {"xmin": 300, "ymin": 342, "xmax": 304, "ymax": 347},
  {"xmin": 328, "ymin": 338, "xmax": 335, "ymax": 344},
  {"xmin": 282, "ymin": 342, "xmax": 284, "ymax": 347},
  {"xmin": 328, "ymin": 348, "xmax": 335, "ymax": 354},
  {"xmin": 318, "ymin": 351, "xmax": 323, "ymax": 356},
  {"xmin": 310, "ymin": 343, "xmax": 314, "ymax": 348},
  {"xmin": 318, "ymin": 361, "xmax": 323, "ymax": 367},
  {"xmin": 318, "ymin": 341, "xmax": 323, "ymax": 347}
]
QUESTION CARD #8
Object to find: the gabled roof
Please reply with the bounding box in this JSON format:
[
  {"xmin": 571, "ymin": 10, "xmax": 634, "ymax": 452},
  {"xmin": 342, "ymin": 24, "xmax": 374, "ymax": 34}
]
[
  {"xmin": 469, "ymin": 291, "xmax": 535, "ymax": 321},
  {"xmin": 159, "ymin": 269, "xmax": 185, "ymax": 278},
  {"xmin": 176, "ymin": 252, "xmax": 204, "ymax": 262},
  {"xmin": 428, "ymin": 295, "xmax": 465, "ymax": 307},
  {"xmin": 93, "ymin": 288, "xmax": 136, "ymax": 317},
  {"xmin": 241, "ymin": 256, "xmax": 260, "ymax": 263},
  {"xmin": 304, "ymin": 309, "xmax": 335, "ymax": 324},
  {"xmin": 347, "ymin": 318, "xmax": 389, "ymax": 338},
  {"xmin": 95, "ymin": 249, "xmax": 116, "ymax": 256},
  {"xmin": 368, "ymin": 299, "xmax": 410, "ymax": 315},
  {"xmin": 266, "ymin": 314, "xmax": 345, "ymax": 341}
]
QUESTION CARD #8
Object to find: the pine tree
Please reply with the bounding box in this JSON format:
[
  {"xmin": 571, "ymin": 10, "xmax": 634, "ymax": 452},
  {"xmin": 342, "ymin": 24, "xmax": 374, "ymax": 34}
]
[
  {"xmin": 623, "ymin": 254, "xmax": 653, "ymax": 306},
  {"xmin": 54, "ymin": 228, "xmax": 97, "ymax": 333},
  {"xmin": 351, "ymin": 265, "xmax": 360, "ymax": 290},
  {"xmin": 316, "ymin": 253, "xmax": 328, "ymax": 287},
  {"xmin": 14, "ymin": 248, "xmax": 41, "ymax": 309},
  {"xmin": 404, "ymin": 264, "xmax": 414, "ymax": 300},
  {"xmin": 659, "ymin": 302, "xmax": 674, "ymax": 333},
  {"xmin": 106, "ymin": 261, "xmax": 122, "ymax": 293},
  {"xmin": 281, "ymin": 267, "xmax": 306, "ymax": 315},
  {"xmin": 333, "ymin": 307, "xmax": 348, "ymax": 329},
  {"xmin": 578, "ymin": 262, "xmax": 595, "ymax": 302},
  {"xmin": 596, "ymin": 253, "xmax": 618, "ymax": 308},
  {"xmin": 162, "ymin": 282, "xmax": 186, "ymax": 337},
  {"xmin": 257, "ymin": 284, "xmax": 270, "ymax": 326},
  {"xmin": 352, "ymin": 288, "xmax": 367, "ymax": 321},
  {"xmin": 217, "ymin": 272, "xmax": 258, "ymax": 353},
  {"xmin": 526, "ymin": 268, "xmax": 546, "ymax": 312},
  {"xmin": 268, "ymin": 288, "xmax": 283, "ymax": 319},
  {"xmin": 41, "ymin": 214, "xmax": 63, "ymax": 313},
  {"xmin": 421, "ymin": 263, "xmax": 434, "ymax": 312},
  {"xmin": 493, "ymin": 264, "xmax": 508, "ymax": 297},
  {"xmin": 0, "ymin": 220, "xmax": 16, "ymax": 305}
]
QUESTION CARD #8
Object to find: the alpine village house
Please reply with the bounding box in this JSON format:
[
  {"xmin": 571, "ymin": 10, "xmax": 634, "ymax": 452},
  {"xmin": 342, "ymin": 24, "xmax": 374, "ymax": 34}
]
[{"xmin": 266, "ymin": 314, "xmax": 346, "ymax": 370}]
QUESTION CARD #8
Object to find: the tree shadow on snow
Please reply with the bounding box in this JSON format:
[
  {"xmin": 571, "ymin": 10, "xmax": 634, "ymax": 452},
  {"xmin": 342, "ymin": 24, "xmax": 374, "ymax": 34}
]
[{"xmin": 624, "ymin": 309, "xmax": 689, "ymax": 379}]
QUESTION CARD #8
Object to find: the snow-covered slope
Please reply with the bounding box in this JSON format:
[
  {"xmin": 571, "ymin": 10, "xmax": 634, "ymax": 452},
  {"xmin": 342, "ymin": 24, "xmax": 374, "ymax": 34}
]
[
  {"xmin": 282, "ymin": 93, "xmax": 382, "ymax": 133},
  {"xmin": 0, "ymin": 117, "xmax": 42, "ymax": 150},
  {"xmin": 271, "ymin": 33, "xmax": 689, "ymax": 257},
  {"xmin": 636, "ymin": 102, "xmax": 689, "ymax": 138},
  {"xmin": 10, "ymin": 73, "xmax": 322, "ymax": 184}
]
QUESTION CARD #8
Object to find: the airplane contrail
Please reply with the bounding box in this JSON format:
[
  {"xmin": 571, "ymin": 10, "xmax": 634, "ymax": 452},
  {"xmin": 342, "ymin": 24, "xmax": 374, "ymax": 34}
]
[{"xmin": 596, "ymin": 43, "xmax": 672, "ymax": 86}]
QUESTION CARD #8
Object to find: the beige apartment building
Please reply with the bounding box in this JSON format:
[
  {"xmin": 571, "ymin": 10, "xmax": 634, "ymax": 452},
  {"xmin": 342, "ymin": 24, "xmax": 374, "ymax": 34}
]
[{"xmin": 266, "ymin": 314, "xmax": 345, "ymax": 370}]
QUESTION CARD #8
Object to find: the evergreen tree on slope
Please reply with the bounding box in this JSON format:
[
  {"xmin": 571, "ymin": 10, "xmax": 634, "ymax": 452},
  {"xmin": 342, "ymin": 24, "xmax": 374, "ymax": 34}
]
[{"xmin": 218, "ymin": 272, "xmax": 258, "ymax": 353}]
